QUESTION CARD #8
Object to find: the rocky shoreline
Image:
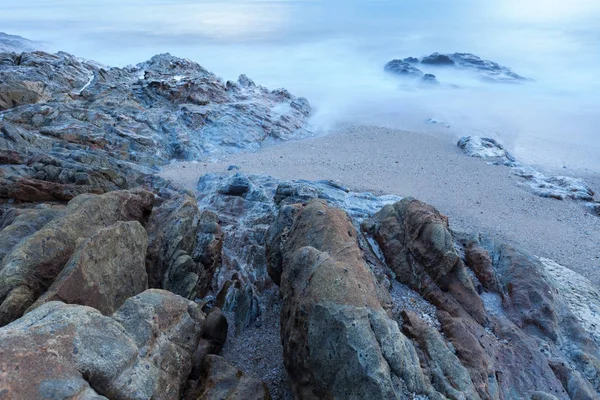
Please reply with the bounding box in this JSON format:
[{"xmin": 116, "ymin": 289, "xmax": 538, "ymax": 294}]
[{"xmin": 1, "ymin": 48, "xmax": 600, "ymax": 400}]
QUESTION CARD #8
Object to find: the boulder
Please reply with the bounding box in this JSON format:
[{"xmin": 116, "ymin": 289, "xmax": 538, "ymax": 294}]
[
  {"xmin": 0, "ymin": 207, "xmax": 63, "ymax": 263},
  {"xmin": 27, "ymin": 220, "xmax": 149, "ymax": 315},
  {"xmin": 0, "ymin": 189, "xmax": 153, "ymax": 325},
  {"xmin": 0, "ymin": 289, "xmax": 204, "ymax": 400},
  {"xmin": 269, "ymin": 199, "xmax": 441, "ymax": 399}
]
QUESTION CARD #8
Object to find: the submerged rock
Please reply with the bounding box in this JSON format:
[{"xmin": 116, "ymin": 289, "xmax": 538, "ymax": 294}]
[
  {"xmin": 384, "ymin": 59, "xmax": 424, "ymax": 77},
  {"xmin": 387, "ymin": 52, "xmax": 528, "ymax": 84}
]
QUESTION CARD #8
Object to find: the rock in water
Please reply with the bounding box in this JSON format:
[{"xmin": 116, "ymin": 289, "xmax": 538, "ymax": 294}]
[
  {"xmin": 384, "ymin": 59, "xmax": 424, "ymax": 77},
  {"xmin": 386, "ymin": 52, "xmax": 528, "ymax": 83},
  {"xmin": 421, "ymin": 53, "xmax": 455, "ymax": 65}
]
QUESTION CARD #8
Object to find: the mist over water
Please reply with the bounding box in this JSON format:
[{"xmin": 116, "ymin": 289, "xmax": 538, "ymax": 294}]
[{"xmin": 2, "ymin": 0, "xmax": 599, "ymax": 172}]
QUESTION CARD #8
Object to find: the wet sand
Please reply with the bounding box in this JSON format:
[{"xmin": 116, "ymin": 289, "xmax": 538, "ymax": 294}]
[{"xmin": 160, "ymin": 125, "xmax": 600, "ymax": 285}]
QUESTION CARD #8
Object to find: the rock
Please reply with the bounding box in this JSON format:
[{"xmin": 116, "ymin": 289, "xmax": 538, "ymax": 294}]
[
  {"xmin": 219, "ymin": 173, "xmax": 252, "ymax": 197},
  {"xmin": 27, "ymin": 220, "xmax": 148, "ymax": 315},
  {"xmin": 421, "ymin": 53, "xmax": 455, "ymax": 65},
  {"xmin": 422, "ymin": 73, "xmax": 439, "ymax": 84},
  {"xmin": 586, "ymin": 202, "xmax": 600, "ymax": 216},
  {"xmin": 0, "ymin": 32, "xmax": 41, "ymax": 53},
  {"xmin": 193, "ymin": 210, "xmax": 224, "ymax": 297},
  {"xmin": 403, "ymin": 57, "xmax": 420, "ymax": 63},
  {"xmin": 449, "ymin": 53, "xmax": 527, "ymax": 82},
  {"xmin": 402, "ymin": 311, "xmax": 481, "ymax": 399},
  {"xmin": 227, "ymin": 164, "xmax": 241, "ymax": 171},
  {"xmin": 146, "ymin": 192, "xmax": 222, "ymax": 299},
  {"xmin": 368, "ymin": 198, "xmax": 596, "ymax": 398},
  {"xmin": 0, "ymin": 207, "xmax": 64, "ymax": 263},
  {"xmin": 0, "ymin": 51, "xmax": 311, "ymax": 204},
  {"xmin": 0, "ymin": 189, "xmax": 153, "ymax": 326},
  {"xmin": 458, "ymin": 136, "xmax": 597, "ymax": 202},
  {"xmin": 384, "ymin": 59, "xmax": 424, "ymax": 77},
  {"xmin": 457, "ymin": 136, "xmax": 513, "ymax": 160},
  {"xmin": 270, "ymin": 199, "xmax": 441, "ymax": 399},
  {"xmin": 0, "ymin": 289, "xmax": 204, "ymax": 400},
  {"xmin": 191, "ymin": 355, "xmax": 271, "ymax": 400}
]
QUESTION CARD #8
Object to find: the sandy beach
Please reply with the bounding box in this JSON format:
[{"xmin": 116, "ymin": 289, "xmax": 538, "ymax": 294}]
[{"xmin": 161, "ymin": 125, "xmax": 600, "ymax": 286}]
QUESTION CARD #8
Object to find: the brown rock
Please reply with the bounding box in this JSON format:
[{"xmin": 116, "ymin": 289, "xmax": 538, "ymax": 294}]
[
  {"xmin": 27, "ymin": 220, "xmax": 148, "ymax": 314},
  {"xmin": 270, "ymin": 199, "xmax": 440, "ymax": 399},
  {"xmin": 0, "ymin": 189, "xmax": 153, "ymax": 325},
  {"xmin": 0, "ymin": 289, "xmax": 204, "ymax": 400}
]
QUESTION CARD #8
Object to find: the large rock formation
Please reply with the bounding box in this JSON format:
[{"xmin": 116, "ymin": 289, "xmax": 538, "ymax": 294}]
[
  {"xmin": 366, "ymin": 197, "xmax": 600, "ymax": 399},
  {"xmin": 0, "ymin": 50, "xmax": 311, "ymax": 204},
  {"xmin": 267, "ymin": 199, "xmax": 441, "ymax": 399}
]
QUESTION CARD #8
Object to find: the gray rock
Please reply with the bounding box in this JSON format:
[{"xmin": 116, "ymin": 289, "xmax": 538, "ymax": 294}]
[
  {"xmin": 458, "ymin": 136, "xmax": 596, "ymax": 202},
  {"xmin": 0, "ymin": 289, "xmax": 205, "ymax": 400},
  {"xmin": 384, "ymin": 59, "xmax": 424, "ymax": 77}
]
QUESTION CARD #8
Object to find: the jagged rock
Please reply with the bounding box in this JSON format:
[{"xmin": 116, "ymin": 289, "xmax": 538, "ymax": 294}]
[
  {"xmin": 269, "ymin": 199, "xmax": 441, "ymax": 399},
  {"xmin": 194, "ymin": 210, "xmax": 224, "ymax": 297},
  {"xmin": 0, "ymin": 289, "xmax": 205, "ymax": 400},
  {"xmin": 384, "ymin": 59, "xmax": 424, "ymax": 77},
  {"xmin": 27, "ymin": 220, "xmax": 148, "ymax": 314},
  {"xmin": 402, "ymin": 311, "xmax": 481, "ymax": 399},
  {"xmin": 368, "ymin": 198, "xmax": 598, "ymax": 399},
  {"xmin": 189, "ymin": 355, "xmax": 271, "ymax": 400},
  {"xmin": 146, "ymin": 192, "xmax": 222, "ymax": 299},
  {"xmin": 0, "ymin": 189, "xmax": 153, "ymax": 326},
  {"xmin": 0, "ymin": 207, "xmax": 64, "ymax": 263},
  {"xmin": 370, "ymin": 197, "xmax": 486, "ymax": 324},
  {"xmin": 422, "ymin": 53, "xmax": 455, "ymax": 65},
  {"xmin": 390, "ymin": 52, "xmax": 527, "ymax": 84},
  {"xmin": 0, "ymin": 51, "xmax": 311, "ymax": 204}
]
